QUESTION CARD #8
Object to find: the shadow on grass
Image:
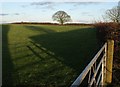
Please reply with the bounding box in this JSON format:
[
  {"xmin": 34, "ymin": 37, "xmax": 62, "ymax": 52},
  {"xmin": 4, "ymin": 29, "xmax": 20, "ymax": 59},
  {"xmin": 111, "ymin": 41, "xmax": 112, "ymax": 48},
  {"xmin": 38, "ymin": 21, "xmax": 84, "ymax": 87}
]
[
  {"xmin": 25, "ymin": 25, "xmax": 55, "ymax": 33},
  {"xmin": 28, "ymin": 25, "xmax": 100, "ymax": 73},
  {"xmin": 2, "ymin": 25, "xmax": 16, "ymax": 86},
  {"xmin": 29, "ymin": 41, "xmax": 59, "ymax": 59},
  {"xmin": 26, "ymin": 45, "xmax": 42, "ymax": 59}
]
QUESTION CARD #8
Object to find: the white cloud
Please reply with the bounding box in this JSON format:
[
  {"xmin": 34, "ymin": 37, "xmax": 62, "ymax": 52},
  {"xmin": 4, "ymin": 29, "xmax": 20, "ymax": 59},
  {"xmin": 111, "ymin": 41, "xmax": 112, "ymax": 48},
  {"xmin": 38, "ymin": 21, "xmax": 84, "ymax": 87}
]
[
  {"xmin": 0, "ymin": 13, "xmax": 9, "ymax": 16},
  {"xmin": 30, "ymin": 2, "xmax": 53, "ymax": 6},
  {"xmin": 0, "ymin": 0, "xmax": 120, "ymax": 2},
  {"xmin": 30, "ymin": 2, "xmax": 56, "ymax": 10}
]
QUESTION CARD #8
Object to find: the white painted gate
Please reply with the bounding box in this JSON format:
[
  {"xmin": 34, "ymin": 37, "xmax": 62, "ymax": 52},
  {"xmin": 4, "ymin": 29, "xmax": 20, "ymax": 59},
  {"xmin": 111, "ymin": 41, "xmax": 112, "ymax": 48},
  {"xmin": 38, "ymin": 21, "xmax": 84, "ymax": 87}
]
[{"xmin": 71, "ymin": 43, "xmax": 107, "ymax": 87}]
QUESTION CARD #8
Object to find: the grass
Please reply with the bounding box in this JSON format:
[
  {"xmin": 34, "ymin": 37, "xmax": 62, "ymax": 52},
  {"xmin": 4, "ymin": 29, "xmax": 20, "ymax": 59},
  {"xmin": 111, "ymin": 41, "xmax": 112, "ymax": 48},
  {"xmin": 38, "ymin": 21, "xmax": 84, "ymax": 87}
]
[{"xmin": 2, "ymin": 24, "xmax": 100, "ymax": 86}]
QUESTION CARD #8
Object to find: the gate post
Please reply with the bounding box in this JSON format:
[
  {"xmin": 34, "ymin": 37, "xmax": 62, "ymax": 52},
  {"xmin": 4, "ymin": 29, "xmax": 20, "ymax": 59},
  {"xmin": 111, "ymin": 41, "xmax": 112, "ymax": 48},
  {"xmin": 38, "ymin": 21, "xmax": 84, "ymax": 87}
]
[{"xmin": 106, "ymin": 40, "xmax": 114, "ymax": 84}]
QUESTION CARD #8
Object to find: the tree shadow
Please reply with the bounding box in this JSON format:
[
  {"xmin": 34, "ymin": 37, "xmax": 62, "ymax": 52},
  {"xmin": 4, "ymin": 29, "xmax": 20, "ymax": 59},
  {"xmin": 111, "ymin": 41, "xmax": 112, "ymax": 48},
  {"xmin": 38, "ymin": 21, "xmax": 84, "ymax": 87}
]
[
  {"xmin": 25, "ymin": 25, "xmax": 55, "ymax": 34},
  {"xmin": 28, "ymin": 26, "xmax": 100, "ymax": 74},
  {"xmin": 2, "ymin": 25, "xmax": 17, "ymax": 86}
]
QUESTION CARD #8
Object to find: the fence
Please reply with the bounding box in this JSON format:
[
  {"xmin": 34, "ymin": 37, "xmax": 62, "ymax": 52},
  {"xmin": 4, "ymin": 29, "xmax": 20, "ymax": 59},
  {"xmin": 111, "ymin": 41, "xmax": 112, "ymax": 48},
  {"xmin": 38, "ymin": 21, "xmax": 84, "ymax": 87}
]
[{"xmin": 71, "ymin": 40, "xmax": 114, "ymax": 87}]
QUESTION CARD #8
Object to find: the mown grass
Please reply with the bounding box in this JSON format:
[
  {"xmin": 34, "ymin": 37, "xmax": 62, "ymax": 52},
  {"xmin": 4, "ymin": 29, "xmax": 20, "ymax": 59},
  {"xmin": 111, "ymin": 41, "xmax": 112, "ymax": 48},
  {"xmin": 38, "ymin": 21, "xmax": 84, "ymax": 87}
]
[{"xmin": 2, "ymin": 24, "xmax": 100, "ymax": 86}]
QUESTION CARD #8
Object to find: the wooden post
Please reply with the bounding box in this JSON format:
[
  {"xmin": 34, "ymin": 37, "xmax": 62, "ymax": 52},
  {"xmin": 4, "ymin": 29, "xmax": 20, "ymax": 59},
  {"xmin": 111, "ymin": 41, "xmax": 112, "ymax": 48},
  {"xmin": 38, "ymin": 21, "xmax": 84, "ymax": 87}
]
[{"xmin": 106, "ymin": 40, "xmax": 114, "ymax": 84}]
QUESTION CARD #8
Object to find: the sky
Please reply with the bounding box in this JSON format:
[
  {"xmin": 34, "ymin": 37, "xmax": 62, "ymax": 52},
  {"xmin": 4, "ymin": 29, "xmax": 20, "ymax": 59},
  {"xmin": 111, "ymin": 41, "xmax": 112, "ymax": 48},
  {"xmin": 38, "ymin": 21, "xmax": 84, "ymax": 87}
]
[{"xmin": 0, "ymin": 1, "xmax": 119, "ymax": 24}]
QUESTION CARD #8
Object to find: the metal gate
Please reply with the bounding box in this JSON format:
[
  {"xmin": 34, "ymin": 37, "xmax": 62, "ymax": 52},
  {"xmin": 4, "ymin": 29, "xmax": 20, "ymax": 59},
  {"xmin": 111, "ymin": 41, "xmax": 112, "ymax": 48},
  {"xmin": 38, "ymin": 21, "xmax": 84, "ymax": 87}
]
[{"xmin": 71, "ymin": 43, "xmax": 107, "ymax": 87}]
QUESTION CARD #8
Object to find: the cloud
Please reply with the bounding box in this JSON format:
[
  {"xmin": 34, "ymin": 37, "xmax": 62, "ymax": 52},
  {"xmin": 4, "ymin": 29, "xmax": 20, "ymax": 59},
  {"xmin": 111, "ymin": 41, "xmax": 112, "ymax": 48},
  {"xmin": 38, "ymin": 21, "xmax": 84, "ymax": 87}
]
[
  {"xmin": 21, "ymin": 5, "xmax": 28, "ymax": 8},
  {"xmin": 42, "ymin": 5, "xmax": 55, "ymax": 10},
  {"xmin": 67, "ymin": 2, "xmax": 103, "ymax": 11},
  {"xmin": 64, "ymin": 2, "xmax": 102, "ymax": 5},
  {"xmin": 0, "ymin": 13, "xmax": 20, "ymax": 16},
  {"xmin": 72, "ymin": 2, "xmax": 103, "ymax": 7},
  {"xmin": 30, "ymin": 2, "xmax": 53, "ymax": 6},
  {"xmin": 81, "ymin": 12, "xmax": 94, "ymax": 16},
  {"xmin": 81, "ymin": 12, "xmax": 90, "ymax": 14},
  {"xmin": 81, "ymin": 12, "xmax": 93, "ymax": 16},
  {"xmin": 78, "ymin": 20, "xmax": 91, "ymax": 23},
  {"xmin": 14, "ymin": 13, "xmax": 20, "ymax": 15},
  {"xmin": 73, "ymin": 19, "xmax": 89, "ymax": 23},
  {"xmin": 0, "ymin": 13, "xmax": 9, "ymax": 16},
  {"xmin": 87, "ymin": 14, "xmax": 93, "ymax": 16},
  {"xmin": 30, "ymin": 2, "xmax": 56, "ymax": 10}
]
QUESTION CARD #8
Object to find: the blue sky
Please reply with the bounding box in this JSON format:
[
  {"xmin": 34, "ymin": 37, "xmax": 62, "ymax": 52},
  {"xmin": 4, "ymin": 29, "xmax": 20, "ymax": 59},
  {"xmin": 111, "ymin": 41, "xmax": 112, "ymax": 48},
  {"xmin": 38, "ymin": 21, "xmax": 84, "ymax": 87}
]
[{"xmin": 0, "ymin": 2, "xmax": 119, "ymax": 23}]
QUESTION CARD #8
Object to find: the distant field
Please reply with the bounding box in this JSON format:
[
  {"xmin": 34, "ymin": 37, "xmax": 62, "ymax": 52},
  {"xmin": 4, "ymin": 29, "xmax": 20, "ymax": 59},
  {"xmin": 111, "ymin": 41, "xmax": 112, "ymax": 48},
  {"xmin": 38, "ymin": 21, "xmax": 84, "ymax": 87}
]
[{"xmin": 2, "ymin": 24, "xmax": 100, "ymax": 86}]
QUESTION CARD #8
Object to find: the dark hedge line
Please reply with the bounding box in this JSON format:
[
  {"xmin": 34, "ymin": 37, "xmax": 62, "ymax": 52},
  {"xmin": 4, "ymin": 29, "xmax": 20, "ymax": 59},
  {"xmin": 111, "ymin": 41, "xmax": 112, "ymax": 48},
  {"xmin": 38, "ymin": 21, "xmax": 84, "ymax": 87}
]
[
  {"xmin": 94, "ymin": 22, "xmax": 120, "ymax": 85},
  {"xmin": 11, "ymin": 22, "xmax": 93, "ymax": 26},
  {"xmin": 94, "ymin": 22, "xmax": 120, "ymax": 51},
  {"xmin": 94, "ymin": 23, "xmax": 119, "ymax": 42}
]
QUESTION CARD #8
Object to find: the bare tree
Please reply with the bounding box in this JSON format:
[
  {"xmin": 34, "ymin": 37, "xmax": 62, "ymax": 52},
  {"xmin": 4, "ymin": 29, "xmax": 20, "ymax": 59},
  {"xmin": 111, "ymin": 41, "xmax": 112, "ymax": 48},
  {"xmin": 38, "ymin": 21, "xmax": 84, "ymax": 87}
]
[
  {"xmin": 105, "ymin": 5, "xmax": 120, "ymax": 23},
  {"xmin": 52, "ymin": 11, "xmax": 72, "ymax": 25}
]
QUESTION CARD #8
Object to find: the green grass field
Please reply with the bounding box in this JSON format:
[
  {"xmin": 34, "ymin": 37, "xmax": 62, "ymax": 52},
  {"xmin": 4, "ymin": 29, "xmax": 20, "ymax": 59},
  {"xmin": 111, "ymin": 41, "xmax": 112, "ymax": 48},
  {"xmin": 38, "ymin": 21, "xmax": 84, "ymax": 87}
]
[{"xmin": 2, "ymin": 24, "xmax": 100, "ymax": 86}]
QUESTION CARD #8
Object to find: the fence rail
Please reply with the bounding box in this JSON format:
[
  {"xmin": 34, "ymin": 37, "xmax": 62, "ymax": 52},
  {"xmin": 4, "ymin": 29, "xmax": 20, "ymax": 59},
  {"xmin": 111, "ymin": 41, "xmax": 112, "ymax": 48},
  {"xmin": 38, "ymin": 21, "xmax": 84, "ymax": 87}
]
[{"xmin": 71, "ymin": 43, "xmax": 107, "ymax": 87}]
